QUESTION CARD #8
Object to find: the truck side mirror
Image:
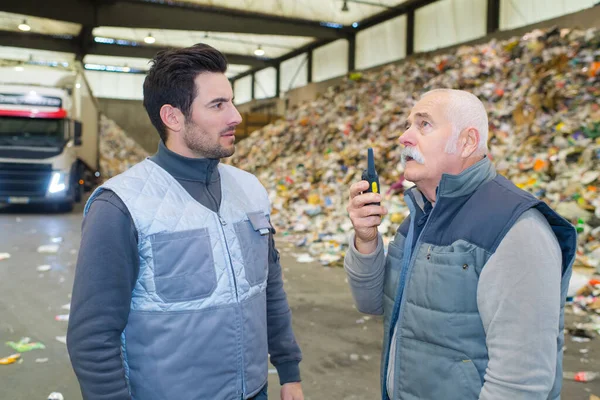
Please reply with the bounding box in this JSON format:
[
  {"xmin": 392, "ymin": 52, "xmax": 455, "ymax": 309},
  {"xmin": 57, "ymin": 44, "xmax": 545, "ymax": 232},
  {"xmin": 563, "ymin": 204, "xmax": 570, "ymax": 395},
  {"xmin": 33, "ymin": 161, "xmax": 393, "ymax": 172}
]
[{"xmin": 74, "ymin": 121, "xmax": 82, "ymax": 146}]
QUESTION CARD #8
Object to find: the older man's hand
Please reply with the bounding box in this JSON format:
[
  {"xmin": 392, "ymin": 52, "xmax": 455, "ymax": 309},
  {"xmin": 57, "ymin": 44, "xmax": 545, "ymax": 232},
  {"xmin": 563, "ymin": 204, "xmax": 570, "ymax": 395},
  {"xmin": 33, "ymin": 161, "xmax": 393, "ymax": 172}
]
[
  {"xmin": 347, "ymin": 180, "xmax": 388, "ymax": 254},
  {"xmin": 280, "ymin": 382, "xmax": 304, "ymax": 400}
]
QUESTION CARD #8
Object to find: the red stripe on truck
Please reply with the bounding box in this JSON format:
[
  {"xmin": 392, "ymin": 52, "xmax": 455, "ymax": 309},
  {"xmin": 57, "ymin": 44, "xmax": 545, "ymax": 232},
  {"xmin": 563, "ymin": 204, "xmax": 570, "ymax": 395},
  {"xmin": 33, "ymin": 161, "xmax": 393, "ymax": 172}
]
[{"xmin": 0, "ymin": 109, "xmax": 67, "ymax": 119}]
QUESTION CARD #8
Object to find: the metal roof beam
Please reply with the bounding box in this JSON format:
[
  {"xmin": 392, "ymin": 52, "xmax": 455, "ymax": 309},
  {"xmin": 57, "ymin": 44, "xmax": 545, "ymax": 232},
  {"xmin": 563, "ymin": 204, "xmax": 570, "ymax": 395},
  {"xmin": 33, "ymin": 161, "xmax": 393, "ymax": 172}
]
[
  {"xmin": 0, "ymin": 30, "xmax": 75, "ymax": 54},
  {"xmin": 356, "ymin": 0, "xmax": 440, "ymax": 31}
]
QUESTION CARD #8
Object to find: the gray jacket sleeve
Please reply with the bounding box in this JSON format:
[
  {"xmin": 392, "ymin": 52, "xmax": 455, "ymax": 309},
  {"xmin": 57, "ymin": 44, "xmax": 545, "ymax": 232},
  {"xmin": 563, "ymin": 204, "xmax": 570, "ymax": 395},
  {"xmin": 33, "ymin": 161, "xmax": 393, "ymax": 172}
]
[
  {"xmin": 67, "ymin": 190, "xmax": 139, "ymax": 400},
  {"xmin": 344, "ymin": 232, "xmax": 386, "ymax": 315},
  {"xmin": 478, "ymin": 209, "xmax": 562, "ymax": 400},
  {"xmin": 266, "ymin": 233, "xmax": 303, "ymax": 385}
]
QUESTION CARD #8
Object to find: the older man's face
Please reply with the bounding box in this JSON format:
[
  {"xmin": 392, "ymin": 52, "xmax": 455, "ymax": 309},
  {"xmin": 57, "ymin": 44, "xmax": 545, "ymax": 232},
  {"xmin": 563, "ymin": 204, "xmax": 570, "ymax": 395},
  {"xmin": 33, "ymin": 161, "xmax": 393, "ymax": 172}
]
[{"xmin": 399, "ymin": 93, "xmax": 463, "ymax": 189}]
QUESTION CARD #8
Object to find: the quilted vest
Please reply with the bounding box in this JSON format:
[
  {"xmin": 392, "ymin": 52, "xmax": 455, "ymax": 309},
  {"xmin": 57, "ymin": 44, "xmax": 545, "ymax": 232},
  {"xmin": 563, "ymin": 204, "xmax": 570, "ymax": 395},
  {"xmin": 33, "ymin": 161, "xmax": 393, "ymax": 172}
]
[
  {"xmin": 85, "ymin": 159, "xmax": 272, "ymax": 400},
  {"xmin": 382, "ymin": 158, "xmax": 577, "ymax": 400}
]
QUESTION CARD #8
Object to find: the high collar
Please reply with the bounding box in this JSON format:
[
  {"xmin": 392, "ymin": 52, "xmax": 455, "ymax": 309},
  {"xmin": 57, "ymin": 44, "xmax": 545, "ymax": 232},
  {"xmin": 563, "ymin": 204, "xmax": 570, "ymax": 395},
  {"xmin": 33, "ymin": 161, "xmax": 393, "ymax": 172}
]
[
  {"xmin": 406, "ymin": 156, "xmax": 496, "ymax": 208},
  {"xmin": 149, "ymin": 141, "xmax": 220, "ymax": 183},
  {"xmin": 437, "ymin": 156, "xmax": 496, "ymax": 198}
]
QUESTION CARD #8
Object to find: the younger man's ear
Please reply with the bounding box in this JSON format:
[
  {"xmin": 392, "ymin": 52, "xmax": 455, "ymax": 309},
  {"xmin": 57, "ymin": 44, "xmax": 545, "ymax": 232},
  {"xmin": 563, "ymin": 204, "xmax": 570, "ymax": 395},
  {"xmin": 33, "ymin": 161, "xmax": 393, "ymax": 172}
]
[{"xmin": 160, "ymin": 105, "xmax": 184, "ymax": 133}]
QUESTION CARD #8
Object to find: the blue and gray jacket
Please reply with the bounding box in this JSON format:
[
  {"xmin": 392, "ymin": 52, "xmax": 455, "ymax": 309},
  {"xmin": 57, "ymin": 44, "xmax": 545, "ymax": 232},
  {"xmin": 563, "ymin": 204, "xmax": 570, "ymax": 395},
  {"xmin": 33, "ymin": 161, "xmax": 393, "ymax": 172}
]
[
  {"xmin": 82, "ymin": 158, "xmax": 284, "ymax": 399},
  {"xmin": 352, "ymin": 157, "xmax": 576, "ymax": 399}
]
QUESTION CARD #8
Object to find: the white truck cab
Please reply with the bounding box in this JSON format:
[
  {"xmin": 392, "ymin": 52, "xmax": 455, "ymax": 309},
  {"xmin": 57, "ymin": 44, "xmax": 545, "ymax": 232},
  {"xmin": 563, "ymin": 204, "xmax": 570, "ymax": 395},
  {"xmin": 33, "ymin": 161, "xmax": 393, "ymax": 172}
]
[{"xmin": 0, "ymin": 64, "xmax": 99, "ymax": 211}]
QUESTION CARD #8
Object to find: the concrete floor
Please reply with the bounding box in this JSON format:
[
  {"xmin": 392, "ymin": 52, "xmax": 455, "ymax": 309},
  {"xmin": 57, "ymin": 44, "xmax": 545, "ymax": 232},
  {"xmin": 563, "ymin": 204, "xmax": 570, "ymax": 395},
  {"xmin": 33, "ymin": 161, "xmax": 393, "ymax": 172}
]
[{"xmin": 0, "ymin": 202, "xmax": 599, "ymax": 400}]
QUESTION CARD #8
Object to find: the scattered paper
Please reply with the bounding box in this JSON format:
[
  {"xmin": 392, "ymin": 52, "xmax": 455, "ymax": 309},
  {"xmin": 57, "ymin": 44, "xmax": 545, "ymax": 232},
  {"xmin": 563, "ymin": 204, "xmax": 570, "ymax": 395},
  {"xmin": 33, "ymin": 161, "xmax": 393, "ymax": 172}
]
[{"xmin": 37, "ymin": 245, "xmax": 59, "ymax": 254}]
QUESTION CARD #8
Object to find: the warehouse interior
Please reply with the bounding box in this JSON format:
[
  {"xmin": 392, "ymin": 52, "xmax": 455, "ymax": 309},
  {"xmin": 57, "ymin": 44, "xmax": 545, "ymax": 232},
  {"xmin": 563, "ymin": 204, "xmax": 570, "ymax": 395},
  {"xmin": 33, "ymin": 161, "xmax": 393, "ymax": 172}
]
[{"xmin": 0, "ymin": 0, "xmax": 599, "ymax": 398}]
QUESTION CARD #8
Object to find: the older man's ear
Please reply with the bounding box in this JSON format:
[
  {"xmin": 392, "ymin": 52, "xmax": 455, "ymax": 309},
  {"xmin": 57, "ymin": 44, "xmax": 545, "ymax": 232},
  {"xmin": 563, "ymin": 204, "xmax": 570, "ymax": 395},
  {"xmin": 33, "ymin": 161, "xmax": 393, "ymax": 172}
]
[{"xmin": 460, "ymin": 128, "xmax": 480, "ymax": 158}]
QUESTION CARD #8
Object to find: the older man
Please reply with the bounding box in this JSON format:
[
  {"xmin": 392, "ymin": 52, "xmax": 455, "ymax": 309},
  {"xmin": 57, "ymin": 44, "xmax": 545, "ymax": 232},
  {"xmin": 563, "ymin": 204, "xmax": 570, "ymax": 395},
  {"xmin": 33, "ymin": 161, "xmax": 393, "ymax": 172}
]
[{"xmin": 345, "ymin": 89, "xmax": 576, "ymax": 400}]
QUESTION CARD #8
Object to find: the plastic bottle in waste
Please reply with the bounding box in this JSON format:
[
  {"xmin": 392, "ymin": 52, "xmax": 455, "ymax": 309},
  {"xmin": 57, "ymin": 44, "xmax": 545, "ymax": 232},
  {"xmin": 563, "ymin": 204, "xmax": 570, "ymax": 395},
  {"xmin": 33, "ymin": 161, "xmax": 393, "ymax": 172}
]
[
  {"xmin": 576, "ymin": 218, "xmax": 585, "ymax": 233},
  {"xmin": 563, "ymin": 371, "xmax": 600, "ymax": 382}
]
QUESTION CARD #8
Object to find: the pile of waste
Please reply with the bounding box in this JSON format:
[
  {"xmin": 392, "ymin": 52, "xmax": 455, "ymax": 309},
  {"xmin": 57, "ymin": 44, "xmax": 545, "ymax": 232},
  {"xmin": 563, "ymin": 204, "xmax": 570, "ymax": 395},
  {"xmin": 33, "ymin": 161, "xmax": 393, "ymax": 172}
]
[
  {"xmin": 227, "ymin": 26, "xmax": 600, "ymax": 268},
  {"xmin": 99, "ymin": 115, "xmax": 148, "ymax": 180}
]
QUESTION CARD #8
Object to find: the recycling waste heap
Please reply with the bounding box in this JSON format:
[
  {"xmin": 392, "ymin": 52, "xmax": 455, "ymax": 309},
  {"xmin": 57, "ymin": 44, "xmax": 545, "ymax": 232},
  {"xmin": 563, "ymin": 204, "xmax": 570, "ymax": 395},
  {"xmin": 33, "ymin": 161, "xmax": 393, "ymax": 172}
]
[
  {"xmin": 99, "ymin": 115, "xmax": 149, "ymax": 180},
  {"xmin": 226, "ymin": 27, "xmax": 600, "ymax": 269}
]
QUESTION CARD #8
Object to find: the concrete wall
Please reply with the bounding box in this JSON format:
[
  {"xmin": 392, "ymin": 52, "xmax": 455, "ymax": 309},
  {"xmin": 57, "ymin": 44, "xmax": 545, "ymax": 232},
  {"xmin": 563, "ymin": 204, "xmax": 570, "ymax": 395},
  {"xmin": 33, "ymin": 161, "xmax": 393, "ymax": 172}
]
[
  {"xmin": 235, "ymin": 97, "xmax": 286, "ymax": 115},
  {"xmin": 98, "ymin": 97, "xmax": 159, "ymax": 153}
]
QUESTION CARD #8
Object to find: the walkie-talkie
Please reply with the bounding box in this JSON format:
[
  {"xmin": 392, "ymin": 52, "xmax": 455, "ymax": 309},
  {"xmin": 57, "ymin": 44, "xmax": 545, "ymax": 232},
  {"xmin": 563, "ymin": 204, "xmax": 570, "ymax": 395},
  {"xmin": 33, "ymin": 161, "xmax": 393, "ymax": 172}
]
[{"xmin": 361, "ymin": 148, "xmax": 380, "ymax": 206}]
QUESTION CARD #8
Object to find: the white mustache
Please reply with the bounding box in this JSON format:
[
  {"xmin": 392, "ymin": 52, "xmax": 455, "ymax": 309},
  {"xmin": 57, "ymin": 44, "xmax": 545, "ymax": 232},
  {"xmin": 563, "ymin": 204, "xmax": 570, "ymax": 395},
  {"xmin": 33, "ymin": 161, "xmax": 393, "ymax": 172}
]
[{"xmin": 401, "ymin": 147, "xmax": 425, "ymax": 166}]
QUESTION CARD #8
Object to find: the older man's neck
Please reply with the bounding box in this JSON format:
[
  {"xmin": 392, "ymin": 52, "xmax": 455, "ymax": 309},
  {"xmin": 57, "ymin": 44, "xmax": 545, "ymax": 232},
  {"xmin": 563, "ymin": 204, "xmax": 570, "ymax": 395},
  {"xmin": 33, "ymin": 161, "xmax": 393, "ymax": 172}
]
[
  {"xmin": 417, "ymin": 184, "xmax": 437, "ymax": 204},
  {"xmin": 416, "ymin": 156, "xmax": 483, "ymax": 204}
]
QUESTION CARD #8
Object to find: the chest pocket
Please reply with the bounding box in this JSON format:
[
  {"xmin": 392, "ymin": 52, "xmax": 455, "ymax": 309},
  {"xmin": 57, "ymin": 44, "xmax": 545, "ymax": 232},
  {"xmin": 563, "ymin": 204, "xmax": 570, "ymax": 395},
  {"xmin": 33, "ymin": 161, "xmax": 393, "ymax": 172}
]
[
  {"xmin": 150, "ymin": 228, "xmax": 217, "ymax": 303},
  {"xmin": 235, "ymin": 211, "xmax": 271, "ymax": 286},
  {"xmin": 419, "ymin": 242, "xmax": 479, "ymax": 313}
]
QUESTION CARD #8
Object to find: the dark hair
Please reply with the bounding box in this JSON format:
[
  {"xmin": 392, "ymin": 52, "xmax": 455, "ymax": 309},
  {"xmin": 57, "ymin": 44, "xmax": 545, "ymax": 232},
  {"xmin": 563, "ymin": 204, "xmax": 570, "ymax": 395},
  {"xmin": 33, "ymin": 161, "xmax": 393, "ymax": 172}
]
[{"xmin": 143, "ymin": 43, "xmax": 228, "ymax": 142}]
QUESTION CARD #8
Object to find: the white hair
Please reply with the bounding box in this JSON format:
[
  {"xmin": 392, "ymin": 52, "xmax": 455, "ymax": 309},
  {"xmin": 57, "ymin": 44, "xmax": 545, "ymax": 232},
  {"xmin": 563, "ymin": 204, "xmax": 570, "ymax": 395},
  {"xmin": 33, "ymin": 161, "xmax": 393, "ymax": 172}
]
[
  {"xmin": 401, "ymin": 146, "xmax": 425, "ymax": 167},
  {"xmin": 420, "ymin": 89, "xmax": 489, "ymax": 156}
]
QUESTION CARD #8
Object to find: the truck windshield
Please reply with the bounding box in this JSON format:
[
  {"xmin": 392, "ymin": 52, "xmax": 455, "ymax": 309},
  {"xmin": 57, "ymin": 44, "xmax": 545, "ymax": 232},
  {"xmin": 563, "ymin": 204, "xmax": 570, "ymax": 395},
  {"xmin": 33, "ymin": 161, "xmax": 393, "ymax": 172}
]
[{"xmin": 0, "ymin": 117, "xmax": 65, "ymax": 147}]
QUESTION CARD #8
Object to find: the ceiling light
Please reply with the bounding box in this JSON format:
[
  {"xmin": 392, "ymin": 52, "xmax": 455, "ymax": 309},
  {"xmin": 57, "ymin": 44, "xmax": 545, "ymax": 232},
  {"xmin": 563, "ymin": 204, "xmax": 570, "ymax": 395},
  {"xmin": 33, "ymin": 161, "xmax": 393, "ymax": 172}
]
[
  {"xmin": 95, "ymin": 37, "xmax": 115, "ymax": 44},
  {"xmin": 15, "ymin": 66, "xmax": 24, "ymax": 72},
  {"xmin": 144, "ymin": 33, "xmax": 156, "ymax": 44},
  {"xmin": 341, "ymin": 1, "xmax": 349, "ymax": 12},
  {"xmin": 254, "ymin": 45, "xmax": 265, "ymax": 56},
  {"xmin": 123, "ymin": 66, "xmax": 131, "ymax": 73},
  {"xmin": 18, "ymin": 20, "xmax": 31, "ymax": 32}
]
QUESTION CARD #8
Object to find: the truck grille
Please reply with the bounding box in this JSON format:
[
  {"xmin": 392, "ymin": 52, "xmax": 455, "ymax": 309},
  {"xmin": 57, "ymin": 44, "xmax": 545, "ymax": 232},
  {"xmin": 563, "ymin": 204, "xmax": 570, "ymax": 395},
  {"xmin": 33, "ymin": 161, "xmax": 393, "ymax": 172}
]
[{"xmin": 0, "ymin": 162, "xmax": 53, "ymax": 197}]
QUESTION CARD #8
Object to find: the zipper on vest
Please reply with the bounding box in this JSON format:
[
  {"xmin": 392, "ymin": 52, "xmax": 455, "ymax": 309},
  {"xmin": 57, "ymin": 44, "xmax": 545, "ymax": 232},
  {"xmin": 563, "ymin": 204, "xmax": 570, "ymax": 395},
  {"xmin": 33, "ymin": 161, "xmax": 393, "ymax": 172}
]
[
  {"xmin": 217, "ymin": 212, "xmax": 238, "ymax": 299},
  {"xmin": 383, "ymin": 195, "xmax": 437, "ymax": 398},
  {"xmin": 206, "ymin": 179, "xmax": 238, "ymax": 297},
  {"xmin": 208, "ymin": 176, "xmax": 246, "ymax": 396},
  {"xmin": 215, "ymin": 211, "xmax": 245, "ymax": 397},
  {"xmin": 206, "ymin": 178, "xmax": 237, "ymax": 296}
]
